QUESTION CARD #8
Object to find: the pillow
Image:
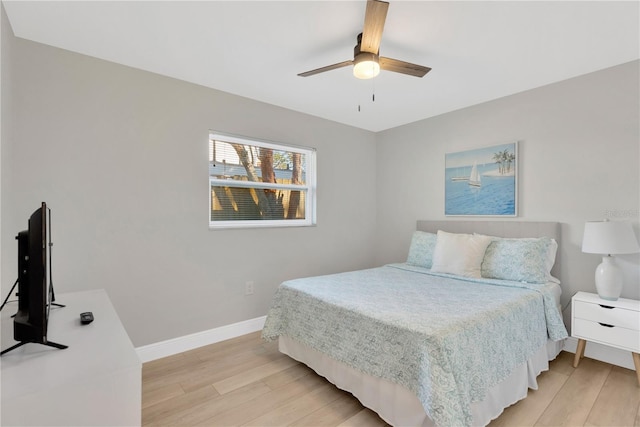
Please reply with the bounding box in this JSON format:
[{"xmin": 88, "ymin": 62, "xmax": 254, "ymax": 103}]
[
  {"xmin": 543, "ymin": 238, "xmax": 560, "ymax": 283},
  {"xmin": 406, "ymin": 231, "xmax": 438, "ymax": 268},
  {"xmin": 430, "ymin": 231, "xmax": 493, "ymax": 278},
  {"xmin": 480, "ymin": 236, "xmax": 559, "ymax": 283}
]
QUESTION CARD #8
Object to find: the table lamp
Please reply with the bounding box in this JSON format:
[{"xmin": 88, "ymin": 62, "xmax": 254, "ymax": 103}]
[{"xmin": 582, "ymin": 220, "xmax": 640, "ymax": 300}]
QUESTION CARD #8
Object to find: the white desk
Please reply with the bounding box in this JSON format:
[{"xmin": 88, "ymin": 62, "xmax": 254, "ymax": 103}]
[{"xmin": 1, "ymin": 289, "xmax": 141, "ymax": 426}]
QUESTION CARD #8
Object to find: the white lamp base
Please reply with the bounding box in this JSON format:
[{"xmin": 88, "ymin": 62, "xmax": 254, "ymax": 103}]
[{"xmin": 594, "ymin": 255, "xmax": 622, "ymax": 301}]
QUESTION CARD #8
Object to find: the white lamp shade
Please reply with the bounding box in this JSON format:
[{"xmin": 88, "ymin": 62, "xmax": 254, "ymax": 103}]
[{"xmin": 582, "ymin": 221, "xmax": 640, "ymax": 255}]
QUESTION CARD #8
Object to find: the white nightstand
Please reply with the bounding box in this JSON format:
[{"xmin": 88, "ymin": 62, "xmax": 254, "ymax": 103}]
[{"xmin": 571, "ymin": 291, "xmax": 640, "ymax": 386}]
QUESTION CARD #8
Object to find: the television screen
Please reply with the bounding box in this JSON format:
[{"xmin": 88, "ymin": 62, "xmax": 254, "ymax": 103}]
[{"xmin": 1, "ymin": 202, "xmax": 67, "ymax": 356}]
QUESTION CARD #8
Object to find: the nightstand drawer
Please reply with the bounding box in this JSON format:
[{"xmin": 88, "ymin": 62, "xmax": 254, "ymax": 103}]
[
  {"xmin": 573, "ymin": 318, "xmax": 640, "ymax": 352},
  {"xmin": 573, "ymin": 301, "xmax": 640, "ymax": 330}
]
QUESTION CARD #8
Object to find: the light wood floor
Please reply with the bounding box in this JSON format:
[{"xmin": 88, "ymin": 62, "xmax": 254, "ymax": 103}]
[{"xmin": 142, "ymin": 331, "xmax": 640, "ymax": 426}]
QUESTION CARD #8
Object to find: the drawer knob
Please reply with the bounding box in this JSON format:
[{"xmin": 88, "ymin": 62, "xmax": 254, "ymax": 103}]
[
  {"xmin": 598, "ymin": 322, "xmax": 614, "ymax": 328},
  {"xmin": 599, "ymin": 304, "xmax": 614, "ymax": 309}
]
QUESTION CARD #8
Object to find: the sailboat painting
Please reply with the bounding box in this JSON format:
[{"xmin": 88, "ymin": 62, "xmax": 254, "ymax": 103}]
[{"xmin": 445, "ymin": 142, "xmax": 518, "ymax": 216}]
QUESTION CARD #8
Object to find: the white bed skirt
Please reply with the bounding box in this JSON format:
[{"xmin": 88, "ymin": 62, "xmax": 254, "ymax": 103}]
[{"xmin": 279, "ymin": 336, "xmax": 564, "ymax": 427}]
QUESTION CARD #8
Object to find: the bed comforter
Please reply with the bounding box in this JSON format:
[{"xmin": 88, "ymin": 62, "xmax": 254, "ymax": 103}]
[{"xmin": 262, "ymin": 263, "xmax": 568, "ymax": 426}]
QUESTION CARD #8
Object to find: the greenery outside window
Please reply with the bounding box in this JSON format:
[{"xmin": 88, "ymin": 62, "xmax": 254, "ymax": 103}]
[{"xmin": 209, "ymin": 132, "xmax": 316, "ymax": 229}]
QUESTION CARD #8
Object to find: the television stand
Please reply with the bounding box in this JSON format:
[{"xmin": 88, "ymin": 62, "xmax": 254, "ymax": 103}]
[
  {"xmin": 1, "ymin": 289, "xmax": 141, "ymax": 426},
  {"xmin": 0, "ymin": 339, "xmax": 68, "ymax": 356}
]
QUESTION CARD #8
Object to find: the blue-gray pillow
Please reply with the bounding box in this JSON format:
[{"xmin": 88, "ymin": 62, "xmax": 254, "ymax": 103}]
[
  {"xmin": 481, "ymin": 237, "xmax": 557, "ymax": 283},
  {"xmin": 406, "ymin": 231, "xmax": 437, "ymax": 269}
]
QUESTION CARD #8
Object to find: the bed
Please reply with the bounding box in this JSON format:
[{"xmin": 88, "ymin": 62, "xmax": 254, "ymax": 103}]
[{"xmin": 262, "ymin": 221, "xmax": 568, "ymax": 427}]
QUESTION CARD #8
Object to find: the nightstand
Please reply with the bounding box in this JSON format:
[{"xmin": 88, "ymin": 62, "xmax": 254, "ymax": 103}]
[{"xmin": 572, "ymin": 291, "xmax": 640, "ymax": 386}]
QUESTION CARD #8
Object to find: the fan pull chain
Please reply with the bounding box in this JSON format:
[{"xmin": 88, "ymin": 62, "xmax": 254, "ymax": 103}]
[
  {"xmin": 358, "ymin": 89, "xmax": 375, "ymax": 112},
  {"xmin": 372, "ymin": 78, "xmax": 376, "ymax": 102}
]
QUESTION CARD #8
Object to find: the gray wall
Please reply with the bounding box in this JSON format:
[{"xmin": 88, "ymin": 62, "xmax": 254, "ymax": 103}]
[
  {"xmin": 375, "ymin": 60, "xmax": 640, "ymax": 328},
  {"xmin": 0, "ymin": 6, "xmax": 7, "ymax": 302},
  {"xmin": 1, "ymin": 12, "xmax": 377, "ymax": 346}
]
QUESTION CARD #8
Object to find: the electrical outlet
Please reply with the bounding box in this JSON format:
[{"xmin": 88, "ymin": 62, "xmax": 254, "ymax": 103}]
[{"xmin": 245, "ymin": 281, "xmax": 254, "ymax": 296}]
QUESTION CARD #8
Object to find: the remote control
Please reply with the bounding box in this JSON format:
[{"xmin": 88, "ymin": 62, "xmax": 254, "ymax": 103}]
[{"xmin": 80, "ymin": 312, "xmax": 94, "ymax": 325}]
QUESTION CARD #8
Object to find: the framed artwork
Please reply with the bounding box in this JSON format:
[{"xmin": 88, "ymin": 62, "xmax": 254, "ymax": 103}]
[{"xmin": 445, "ymin": 142, "xmax": 518, "ymax": 216}]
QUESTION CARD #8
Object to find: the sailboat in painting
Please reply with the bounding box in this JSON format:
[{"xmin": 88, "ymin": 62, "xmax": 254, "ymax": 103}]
[{"xmin": 468, "ymin": 161, "xmax": 481, "ymax": 187}]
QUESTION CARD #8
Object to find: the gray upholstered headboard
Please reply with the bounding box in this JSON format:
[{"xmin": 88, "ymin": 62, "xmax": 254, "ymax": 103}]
[{"xmin": 416, "ymin": 220, "xmax": 561, "ymax": 279}]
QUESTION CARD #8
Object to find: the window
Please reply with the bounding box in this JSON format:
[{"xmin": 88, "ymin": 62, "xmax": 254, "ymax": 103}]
[{"xmin": 209, "ymin": 132, "xmax": 316, "ymax": 229}]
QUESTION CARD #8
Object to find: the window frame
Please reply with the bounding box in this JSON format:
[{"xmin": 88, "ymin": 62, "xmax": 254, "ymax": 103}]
[{"xmin": 208, "ymin": 132, "xmax": 317, "ymax": 229}]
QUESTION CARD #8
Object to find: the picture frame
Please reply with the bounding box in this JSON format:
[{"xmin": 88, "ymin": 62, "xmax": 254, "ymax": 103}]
[{"xmin": 445, "ymin": 142, "xmax": 518, "ymax": 216}]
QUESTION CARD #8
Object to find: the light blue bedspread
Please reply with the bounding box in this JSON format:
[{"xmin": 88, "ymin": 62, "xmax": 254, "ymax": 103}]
[{"xmin": 262, "ymin": 263, "xmax": 568, "ymax": 427}]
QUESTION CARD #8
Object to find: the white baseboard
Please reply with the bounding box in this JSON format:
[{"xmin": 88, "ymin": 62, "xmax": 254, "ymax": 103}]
[
  {"xmin": 136, "ymin": 316, "xmax": 267, "ymax": 363},
  {"xmin": 563, "ymin": 337, "xmax": 635, "ymax": 370}
]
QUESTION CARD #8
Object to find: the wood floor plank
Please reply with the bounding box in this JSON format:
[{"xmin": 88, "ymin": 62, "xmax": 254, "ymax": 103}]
[
  {"xmin": 147, "ymin": 382, "xmax": 273, "ymax": 426},
  {"xmin": 585, "ymin": 366, "xmax": 640, "ymax": 427},
  {"xmin": 548, "ymin": 350, "xmax": 578, "ymax": 377},
  {"xmin": 143, "ymin": 350, "xmax": 204, "ymax": 380},
  {"xmin": 261, "ymin": 362, "xmax": 315, "ymax": 389},
  {"xmin": 289, "ymin": 392, "xmax": 364, "ymax": 427},
  {"xmin": 199, "ymin": 371, "xmax": 328, "ymax": 426},
  {"xmin": 142, "ymin": 382, "xmax": 185, "ymax": 409},
  {"xmin": 212, "ymin": 355, "xmax": 300, "ymax": 394},
  {"xmin": 143, "ymin": 354, "xmax": 209, "ymax": 392},
  {"xmin": 142, "ymin": 384, "xmax": 219, "ymax": 425},
  {"xmin": 242, "ymin": 381, "xmax": 343, "ymax": 426},
  {"xmin": 535, "ymin": 358, "xmax": 612, "ymax": 426},
  {"xmin": 180, "ymin": 345, "xmax": 288, "ymax": 393},
  {"xmin": 488, "ymin": 369, "xmax": 569, "ymax": 427},
  {"xmin": 337, "ymin": 409, "xmax": 390, "ymax": 427}
]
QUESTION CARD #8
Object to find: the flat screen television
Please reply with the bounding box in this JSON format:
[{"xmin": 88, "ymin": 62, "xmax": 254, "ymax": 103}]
[{"xmin": 1, "ymin": 202, "xmax": 67, "ymax": 356}]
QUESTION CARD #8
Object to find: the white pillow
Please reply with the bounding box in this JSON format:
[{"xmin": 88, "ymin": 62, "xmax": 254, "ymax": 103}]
[
  {"xmin": 431, "ymin": 231, "xmax": 493, "ymax": 278},
  {"xmin": 544, "ymin": 238, "xmax": 560, "ymax": 283}
]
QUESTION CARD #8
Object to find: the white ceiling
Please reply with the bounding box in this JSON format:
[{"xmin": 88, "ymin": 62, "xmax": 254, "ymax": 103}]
[{"xmin": 3, "ymin": 1, "xmax": 639, "ymax": 132}]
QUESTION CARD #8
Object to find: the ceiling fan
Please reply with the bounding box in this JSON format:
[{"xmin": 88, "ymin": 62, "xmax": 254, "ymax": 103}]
[{"xmin": 298, "ymin": 0, "xmax": 431, "ymax": 80}]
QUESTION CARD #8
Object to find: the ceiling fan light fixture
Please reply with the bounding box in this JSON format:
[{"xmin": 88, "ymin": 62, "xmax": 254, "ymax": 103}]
[
  {"xmin": 353, "ymin": 52, "xmax": 380, "ymax": 79},
  {"xmin": 297, "ymin": 1, "xmax": 430, "ymax": 79}
]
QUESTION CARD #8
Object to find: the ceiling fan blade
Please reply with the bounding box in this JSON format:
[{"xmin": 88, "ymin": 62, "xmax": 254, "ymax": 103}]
[
  {"xmin": 297, "ymin": 60, "xmax": 353, "ymax": 77},
  {"xmin": 379, "ymin": 57, "xmax": 432, "ymax": 78},
  {"xmin": 360, "ymin": 0, "xmax": 389, "ymax": 54}
]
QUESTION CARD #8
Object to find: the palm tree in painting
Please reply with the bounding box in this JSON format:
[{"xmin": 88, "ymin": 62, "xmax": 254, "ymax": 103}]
[
  {"xmin": 501, "ymin": 149, "xmax": 509, "ymax": 173},
  {"xmin": 505, "ymin": 151, "xmax": 515, "ymax": 173},
  {"xmin": 493, "ymin": 151, "xmax": 504, "ymax": 174},
  {"xmin": 493, "ymin": 149, "xmax": 515, "ymax": 175}
]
